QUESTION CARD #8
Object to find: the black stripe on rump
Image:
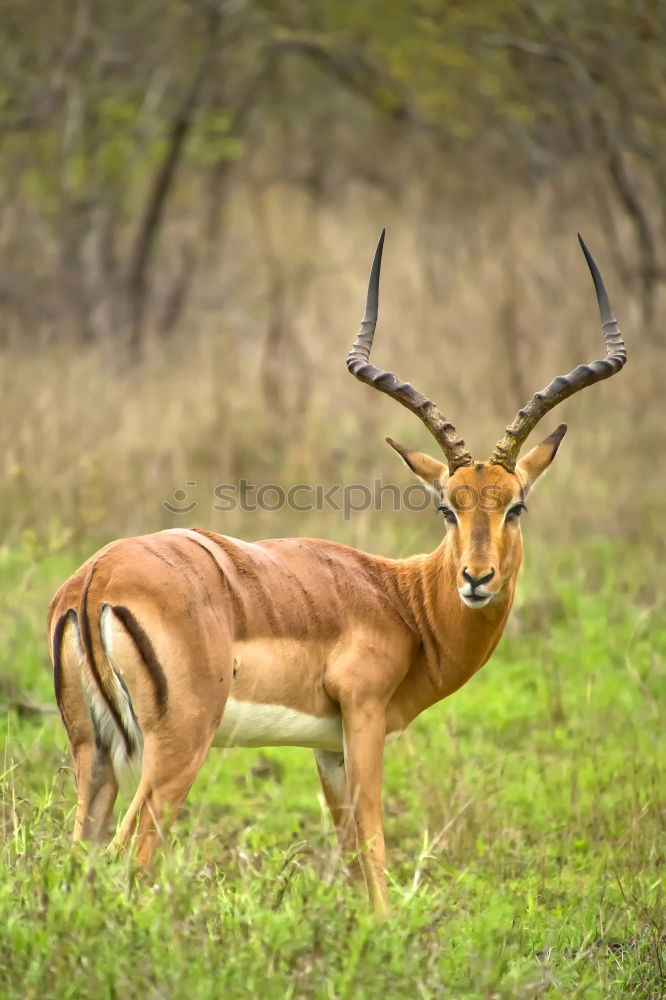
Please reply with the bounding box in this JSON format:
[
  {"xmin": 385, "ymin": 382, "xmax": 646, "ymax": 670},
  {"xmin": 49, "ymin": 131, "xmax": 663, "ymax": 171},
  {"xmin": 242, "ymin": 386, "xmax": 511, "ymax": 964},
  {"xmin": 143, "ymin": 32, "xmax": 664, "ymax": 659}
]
[
  {"xmin": 51, "ymin": 609, "xmax": 77, "ymax": 710},
  {"xmin": 80, "ymin": 567, "xmax": 133, "ymax": 756},
  {"xmin": 111, "ymin": 605, "xmax": 169, "ymax": 717}
]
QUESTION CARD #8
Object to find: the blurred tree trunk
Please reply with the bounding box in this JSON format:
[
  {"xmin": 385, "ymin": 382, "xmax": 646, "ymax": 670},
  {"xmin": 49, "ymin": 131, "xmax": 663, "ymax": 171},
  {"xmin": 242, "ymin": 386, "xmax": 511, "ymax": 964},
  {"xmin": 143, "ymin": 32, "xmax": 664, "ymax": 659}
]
[{"xmin": 126, "ymin": 15, "xmax": 220, "ymax": 362}]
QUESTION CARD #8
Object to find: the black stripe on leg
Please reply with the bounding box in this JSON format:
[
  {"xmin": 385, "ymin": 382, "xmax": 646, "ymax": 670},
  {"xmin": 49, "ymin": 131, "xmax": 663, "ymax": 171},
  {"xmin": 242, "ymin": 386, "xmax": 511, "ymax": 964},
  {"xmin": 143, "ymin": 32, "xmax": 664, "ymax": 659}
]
[{"xmin": 110, "ymin": 605, "xmax": 169, "ymax": 717}]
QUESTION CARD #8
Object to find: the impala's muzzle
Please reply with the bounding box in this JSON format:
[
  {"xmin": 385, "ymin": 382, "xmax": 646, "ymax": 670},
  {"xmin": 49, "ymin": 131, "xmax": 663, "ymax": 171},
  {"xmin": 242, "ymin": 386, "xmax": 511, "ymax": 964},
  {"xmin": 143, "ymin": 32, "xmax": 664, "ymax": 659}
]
[{"xmin": 458, "ymin": 566, "xmax": 497, "ymax": 609}]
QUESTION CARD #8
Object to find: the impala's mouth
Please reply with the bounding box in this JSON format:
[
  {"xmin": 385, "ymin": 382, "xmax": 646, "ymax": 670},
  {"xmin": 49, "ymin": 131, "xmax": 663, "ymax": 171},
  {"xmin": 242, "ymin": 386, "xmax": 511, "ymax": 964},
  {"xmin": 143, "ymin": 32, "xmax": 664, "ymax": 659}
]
[{"xmin": 459, "ymin": 590, "xmax": 493, "ymax": 609}]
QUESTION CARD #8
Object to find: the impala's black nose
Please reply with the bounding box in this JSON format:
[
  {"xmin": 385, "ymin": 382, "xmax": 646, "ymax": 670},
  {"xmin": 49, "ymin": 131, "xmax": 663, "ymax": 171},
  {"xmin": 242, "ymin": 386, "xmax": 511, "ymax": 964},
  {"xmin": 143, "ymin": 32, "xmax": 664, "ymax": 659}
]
[{"xmin": 462, "ymin": 567, "xmax": 495, "ymax": 589}]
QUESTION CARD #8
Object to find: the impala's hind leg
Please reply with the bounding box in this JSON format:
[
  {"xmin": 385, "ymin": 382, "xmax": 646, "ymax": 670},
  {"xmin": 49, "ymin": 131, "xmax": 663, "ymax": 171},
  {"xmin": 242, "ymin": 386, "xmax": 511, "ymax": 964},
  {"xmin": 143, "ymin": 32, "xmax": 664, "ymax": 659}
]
[
  {"xmin": 101, "ymin": 586, "xmax": 233, "ymax": 866},
  {"xmin": 314, "ymin": 749, "xmax": 363, "ymax": 885},
  {"xmin": 54, "ymin": 612, "xmax": 119, "ymax": 844},
  {"xmin": 111, "ymin": 729, "xmax": 218, "ymax": 868},
  {"xmin": 71, "ymin": 742, "xmax": 119, "ymax": 843}
]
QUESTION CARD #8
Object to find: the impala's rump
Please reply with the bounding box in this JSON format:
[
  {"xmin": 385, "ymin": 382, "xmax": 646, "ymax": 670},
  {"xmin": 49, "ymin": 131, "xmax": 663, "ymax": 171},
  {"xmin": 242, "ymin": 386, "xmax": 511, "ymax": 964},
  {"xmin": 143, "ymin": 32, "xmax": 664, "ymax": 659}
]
[
  {"xmin": 48, "ymin": 534, "xmax": 237, "ymax": 783},
  {"xmin": 50, "ymin": 602, "xmax": 143, "ymax": 783}
]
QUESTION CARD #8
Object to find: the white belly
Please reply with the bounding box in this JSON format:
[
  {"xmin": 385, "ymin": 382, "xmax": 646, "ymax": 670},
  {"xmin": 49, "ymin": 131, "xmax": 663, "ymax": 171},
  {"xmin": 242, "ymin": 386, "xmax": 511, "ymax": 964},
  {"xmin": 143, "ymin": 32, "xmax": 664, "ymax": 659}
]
[{"xmin": 213, "ymin": 698, "xmax": 344, "ymax": 751}]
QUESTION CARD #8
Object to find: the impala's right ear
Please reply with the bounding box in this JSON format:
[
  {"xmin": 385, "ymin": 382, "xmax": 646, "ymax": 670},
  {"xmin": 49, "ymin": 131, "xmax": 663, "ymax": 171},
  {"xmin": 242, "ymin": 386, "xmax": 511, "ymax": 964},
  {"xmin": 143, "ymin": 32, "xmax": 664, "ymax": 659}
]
[{"xmin": 386, "ymin": 437, "xmax": 447, "ymax": 498}]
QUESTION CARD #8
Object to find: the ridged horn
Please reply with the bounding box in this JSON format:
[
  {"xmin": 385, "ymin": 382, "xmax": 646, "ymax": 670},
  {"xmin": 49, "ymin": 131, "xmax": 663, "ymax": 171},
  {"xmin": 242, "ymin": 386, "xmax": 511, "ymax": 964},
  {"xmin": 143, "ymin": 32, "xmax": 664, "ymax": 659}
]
[
  {"xmin": 490, "ymin": 235, "xmax": 626, "ymax": 472},
  {"xmin": 347, "ymin": 230, "xmax": 473, "ymax": 473}
]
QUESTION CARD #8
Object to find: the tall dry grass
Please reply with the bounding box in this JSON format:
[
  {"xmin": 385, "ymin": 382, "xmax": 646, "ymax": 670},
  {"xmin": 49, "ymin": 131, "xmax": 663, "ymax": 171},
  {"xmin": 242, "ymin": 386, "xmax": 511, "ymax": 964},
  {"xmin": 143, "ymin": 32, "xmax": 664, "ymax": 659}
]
[{"xmin": 0, "ymin": 168, "xmax": 662, "ymax": 569}]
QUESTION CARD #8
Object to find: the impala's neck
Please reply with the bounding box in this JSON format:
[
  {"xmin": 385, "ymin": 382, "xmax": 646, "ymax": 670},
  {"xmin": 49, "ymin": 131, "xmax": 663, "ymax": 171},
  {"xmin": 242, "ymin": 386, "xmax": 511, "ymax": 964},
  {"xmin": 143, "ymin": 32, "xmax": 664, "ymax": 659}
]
[{"xmin": 392, "ymin": 533, "xmax": 523, "ymax": 698}]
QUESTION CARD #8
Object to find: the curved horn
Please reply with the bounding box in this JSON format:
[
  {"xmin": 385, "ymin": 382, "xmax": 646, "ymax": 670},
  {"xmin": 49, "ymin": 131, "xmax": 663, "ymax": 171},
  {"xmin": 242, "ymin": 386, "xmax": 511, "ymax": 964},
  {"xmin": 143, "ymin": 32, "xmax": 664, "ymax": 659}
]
[
  {"xmin": 346, "ymin": 231, "xmax": 473, "ymax": 473},
  {"xmin": 490, "ymin": 235, "xmax": 627, "ymax": 472}
]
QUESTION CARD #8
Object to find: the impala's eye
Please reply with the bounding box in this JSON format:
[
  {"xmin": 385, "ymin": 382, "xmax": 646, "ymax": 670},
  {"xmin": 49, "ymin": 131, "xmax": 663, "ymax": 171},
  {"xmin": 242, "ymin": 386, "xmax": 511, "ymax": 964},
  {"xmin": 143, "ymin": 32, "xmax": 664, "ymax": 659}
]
[
  {"xmin": 438, "ymin": 504, "xmax": 458, "ymax": 524},
  {"xmin": 506, "ymin": 502, "xmax": 527, "ymax": 522}
]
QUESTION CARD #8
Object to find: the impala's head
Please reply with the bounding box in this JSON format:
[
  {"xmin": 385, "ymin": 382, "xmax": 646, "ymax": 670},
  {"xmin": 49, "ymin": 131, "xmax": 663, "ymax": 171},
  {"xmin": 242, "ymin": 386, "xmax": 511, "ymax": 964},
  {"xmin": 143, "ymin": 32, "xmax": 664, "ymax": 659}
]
[
  {"xmin": 347, "ymin": 230, "xmax": 627, "ymax": 610},
  {"xmin": 384, "ymin": 433, "xmax": 566, "ymax": 607}
]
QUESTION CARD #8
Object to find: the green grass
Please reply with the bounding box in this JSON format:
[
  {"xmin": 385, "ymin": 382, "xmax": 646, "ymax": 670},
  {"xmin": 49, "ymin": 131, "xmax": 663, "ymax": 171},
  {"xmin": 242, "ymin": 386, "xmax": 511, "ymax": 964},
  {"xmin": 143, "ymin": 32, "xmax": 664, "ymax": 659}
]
[{"xmin": 0, "ymin": 534, "xmax": 664, "ymax": 999}]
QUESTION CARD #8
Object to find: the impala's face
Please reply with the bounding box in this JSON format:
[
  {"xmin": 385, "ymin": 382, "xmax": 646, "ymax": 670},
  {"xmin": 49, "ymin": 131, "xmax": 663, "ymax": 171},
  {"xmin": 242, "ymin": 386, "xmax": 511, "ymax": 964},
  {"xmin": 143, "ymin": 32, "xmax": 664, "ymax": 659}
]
[
  {"xmin": 438, "ymin": 463, "xmax": 524, "ymax": 608},
  {"xmin": 388, "ymin": 425, "xmax": 566, "ymax": 610}
]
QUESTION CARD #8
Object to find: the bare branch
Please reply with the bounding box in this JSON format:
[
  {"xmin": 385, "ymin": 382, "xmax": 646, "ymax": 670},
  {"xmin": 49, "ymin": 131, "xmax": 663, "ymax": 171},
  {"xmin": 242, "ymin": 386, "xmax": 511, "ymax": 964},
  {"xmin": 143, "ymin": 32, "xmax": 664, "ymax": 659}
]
[
  {"xmin": 267, "ymin": 31, "xmax": 424, "ymax": 129},
  {"xmin": 486, "ymin": 22, "xmax": 663, "ymax": 329}
]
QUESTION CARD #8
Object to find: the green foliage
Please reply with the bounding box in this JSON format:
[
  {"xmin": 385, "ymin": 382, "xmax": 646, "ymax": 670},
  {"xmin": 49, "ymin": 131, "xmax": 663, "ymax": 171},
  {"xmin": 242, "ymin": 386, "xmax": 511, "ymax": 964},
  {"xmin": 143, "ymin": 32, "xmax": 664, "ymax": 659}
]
[
  {"xmin": 1, "ymin": 538, "xmax": 663, "ymax": 998},
  {"xmin": 187, "ymin": 108, "xmax": 245, "ymax": 169}
]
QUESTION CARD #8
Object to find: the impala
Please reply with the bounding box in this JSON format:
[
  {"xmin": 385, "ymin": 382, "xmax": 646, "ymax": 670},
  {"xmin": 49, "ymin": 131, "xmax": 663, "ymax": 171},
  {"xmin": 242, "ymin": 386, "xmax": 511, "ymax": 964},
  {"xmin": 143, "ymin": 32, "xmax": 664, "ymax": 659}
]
[{"xmin": 48, "ymin": 232, "xmax": 626, "ymax": 912}]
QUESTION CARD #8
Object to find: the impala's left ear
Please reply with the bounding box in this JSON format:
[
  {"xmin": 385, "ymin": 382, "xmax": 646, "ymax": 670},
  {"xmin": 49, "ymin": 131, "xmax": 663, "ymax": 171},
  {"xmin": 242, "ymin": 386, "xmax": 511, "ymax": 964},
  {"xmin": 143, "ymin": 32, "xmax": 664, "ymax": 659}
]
[
  {"xmin": 516, "ymin": 424, "xmax": 567, "ymax": 494},
  {"xmin": 386, "ymin": 437, "xmax": 448, "ymax": 498}
]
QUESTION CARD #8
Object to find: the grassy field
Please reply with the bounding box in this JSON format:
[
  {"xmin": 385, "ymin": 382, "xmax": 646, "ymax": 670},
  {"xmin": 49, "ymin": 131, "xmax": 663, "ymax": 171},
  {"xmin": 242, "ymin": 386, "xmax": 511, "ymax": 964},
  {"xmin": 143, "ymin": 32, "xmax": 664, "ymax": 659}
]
[
  {"xmin": 0, "ymin": 171, "xmax": 663, "ymax": 998},
  {"xmin": 1, "ymin": 530, "xmax": 664, "ymax": 999}
]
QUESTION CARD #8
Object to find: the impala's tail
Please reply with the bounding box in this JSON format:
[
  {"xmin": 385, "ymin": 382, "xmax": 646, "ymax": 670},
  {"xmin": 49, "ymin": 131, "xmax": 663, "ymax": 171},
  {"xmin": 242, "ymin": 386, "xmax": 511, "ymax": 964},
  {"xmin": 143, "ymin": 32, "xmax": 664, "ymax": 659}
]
[{"xmin": 83, "ymin": 569, "xmax": 144, "ymax": 781}]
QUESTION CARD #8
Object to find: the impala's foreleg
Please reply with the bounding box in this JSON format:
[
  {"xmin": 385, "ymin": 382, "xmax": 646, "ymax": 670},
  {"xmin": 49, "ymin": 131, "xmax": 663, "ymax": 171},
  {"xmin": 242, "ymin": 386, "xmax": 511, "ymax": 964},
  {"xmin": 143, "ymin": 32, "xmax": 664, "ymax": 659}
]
[
  {"xmin": 341, "ymin": 700, "xmax": 389, "ymax": 915},
  {"xmin": 314, "ymin": 749, "xmax": 363, "ymax": 884}
]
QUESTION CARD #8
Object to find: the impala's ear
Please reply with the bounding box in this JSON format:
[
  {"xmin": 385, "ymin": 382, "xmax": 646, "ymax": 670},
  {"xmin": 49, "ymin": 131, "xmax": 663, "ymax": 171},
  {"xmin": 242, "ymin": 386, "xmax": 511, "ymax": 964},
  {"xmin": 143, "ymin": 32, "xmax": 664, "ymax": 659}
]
[
  {"xmin": 386, "ymin": 437, "xmax": 447, "ymax": 497},
  {"xmin": 516, "ymin": 424, "xmax": 567, "ymax": 493}
]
